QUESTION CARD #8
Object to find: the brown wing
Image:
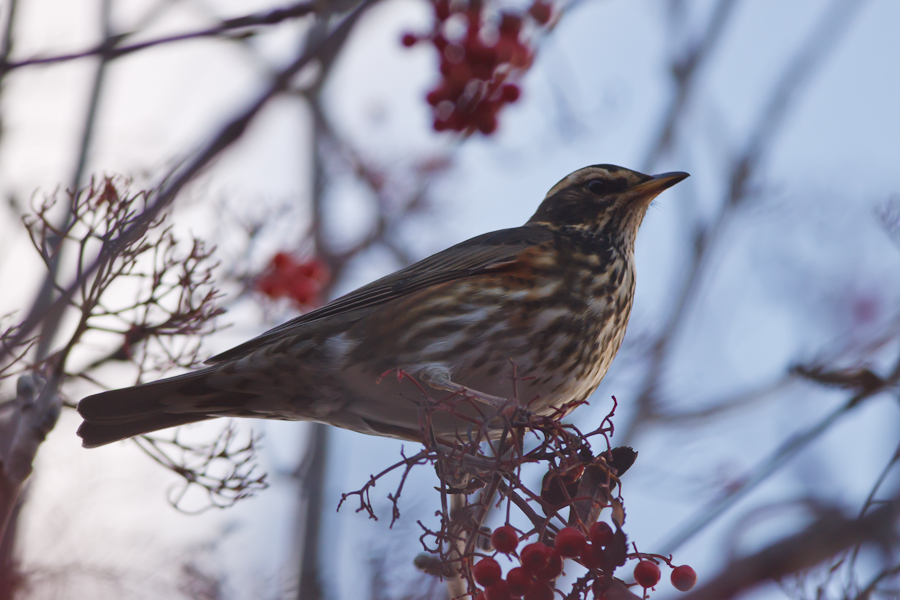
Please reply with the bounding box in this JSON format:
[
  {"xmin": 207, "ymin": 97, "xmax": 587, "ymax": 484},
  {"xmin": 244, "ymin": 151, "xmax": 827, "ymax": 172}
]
[{"xmin": 206, "ymin": 225, "xmax": 554, "ymax": 364}]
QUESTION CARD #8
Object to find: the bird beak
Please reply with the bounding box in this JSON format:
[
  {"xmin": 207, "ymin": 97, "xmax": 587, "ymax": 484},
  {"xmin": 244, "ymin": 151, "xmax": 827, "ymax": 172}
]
[{"xmin": 631, "ymin": 171, "xmax": 690, "ymax": 201}]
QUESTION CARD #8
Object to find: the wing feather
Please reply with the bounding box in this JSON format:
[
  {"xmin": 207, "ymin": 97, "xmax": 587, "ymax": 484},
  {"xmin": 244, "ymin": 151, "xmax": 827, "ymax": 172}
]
[{"xmin": 206, "ymin": 225, "xmax": 553, "ymax": 363}]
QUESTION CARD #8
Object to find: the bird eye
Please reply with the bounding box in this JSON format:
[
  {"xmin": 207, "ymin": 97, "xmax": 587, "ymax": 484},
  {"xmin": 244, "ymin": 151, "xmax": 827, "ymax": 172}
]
[{"xmin": 586, "ymin": 180, "xmax": 609, "ymax": 195}]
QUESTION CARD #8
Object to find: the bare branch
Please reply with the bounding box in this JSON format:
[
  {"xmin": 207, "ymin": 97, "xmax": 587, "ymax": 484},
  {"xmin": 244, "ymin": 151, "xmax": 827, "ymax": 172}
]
[{"xmin": 1, "ymin": 0, "xmax": 320, "ymax": 72}]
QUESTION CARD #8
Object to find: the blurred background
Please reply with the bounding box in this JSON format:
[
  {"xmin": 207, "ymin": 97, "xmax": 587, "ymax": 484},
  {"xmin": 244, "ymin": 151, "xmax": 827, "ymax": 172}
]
[{"xmin": 0, "ymin": 0, "xmax": 899, "ymax": 598}]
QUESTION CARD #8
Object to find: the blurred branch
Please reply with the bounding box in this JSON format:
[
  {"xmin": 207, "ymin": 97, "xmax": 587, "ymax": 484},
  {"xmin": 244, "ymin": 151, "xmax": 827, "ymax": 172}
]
[
  {"xmin": 296, "ymin": 422, "xmax": 329, "ymax": 600},
  {"xmin": 1, "ymin": 0, "xmax": 320, "ymax": 71},
  {"xmin": 308, "ymin": 101, "xmax": 433, "ymax": 283},
  {"xmin": 651, "ymin": 373, "xmax": 795, "ymax": 426},
  {"xmin": 625, "ymin": 0, "xmax": 871, "ymax": 442},
  {"xmin": 679, "ymin": 493, "xmax": 900, "ymax": 600},
  {"xmin": 0, "ymin": 0, "xmax": 16, "ymax": 80},
  {"xmin": 290, "ymin": 7, "xmax": 374, "ymax": 596},
  {"xmin": 853, "ymin": 562, "xmax": 900, "ymax": 600},
  {"xmin": 34, "ymin": 0, "xmax": 114, "ymax": 362},
  {"xmin": 730, "ymin": 0, "xmax": 870, "ymax": 204},
  {"xmin": 659, "ymin": 353, "xmax": 900, "ymax": 554},
  {"xmin": 0, "ymin": 375, "xmax": 61, "ymax": 541},
  {"xmin": 642, "ymin": 0, "xmax": 740, "ymax": 171}
]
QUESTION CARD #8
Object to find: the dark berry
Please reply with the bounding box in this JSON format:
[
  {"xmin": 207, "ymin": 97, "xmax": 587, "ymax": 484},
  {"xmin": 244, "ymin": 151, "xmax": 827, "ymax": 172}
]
[
  {"xmin": 506, "ymin": 567, "xmax": 532, "ymax": 597},
  {"xmin": 502, "ymin": 84, "xmax": 521, "ymax": 102},
  {"xmin": 634, "ymin": 560, "xmax": 661, "ymax": 588},
  {"xmin": 528, "ymin": 0, "xmax": 552, "ymax": 24},
  {"xmin": 523, "ymin": 581, "xmax": 554, "ymax": 600},
  {"xmin": 434, "ymin": 0, "xmax": 451, "ymax": 21},
  {"xmin": 486, "ymin": 580, "xmax": 512, "ymax": 600},
  {"xmin": 589, "ymin": 522, "xmax": 613, "ymax": 548},
  {"xmin": 671, "ymin": 565, "xmax": 697, "ymax": 592},
  {"xmin": 520, "ymin": 543, "xmax": 551, "ymax": 574},
  {"xmin": 499, "ymin": 13, "xmax": 523, "ymax": 36},
  {"xmin": 426, "ymin": 88, "xmax": 445, "ymax": 106},
  {"xmin": 401, "ymin": 33, "xmax": 418, "ymax": 47},
  {"xmin": 491, "ymin": 526, "xmax": 519, "ymax": 554},
  {"xmin": 476, "ymin": 113, "xmax": 498, "ymax": 134},
  {"xmin": 554, "ymin": 527, "xmax": 586, "ymax": 557},
  {"xmin": 532, "ymin": 550, "xmax": 563, "ymax": 581},
  {"xmin": 474, "ymin": 557, "xmax": 503, "ymax": 587}
]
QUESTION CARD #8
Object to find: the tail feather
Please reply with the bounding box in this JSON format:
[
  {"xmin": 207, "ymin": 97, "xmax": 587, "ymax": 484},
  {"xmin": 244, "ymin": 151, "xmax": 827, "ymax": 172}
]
[
  {"xmin": 77, "ymin": 412, "xmax": 212, "ymax": 448},
  {"xmin": 77, "ymin": 368, "xmax": 252, "ymax": 448}
]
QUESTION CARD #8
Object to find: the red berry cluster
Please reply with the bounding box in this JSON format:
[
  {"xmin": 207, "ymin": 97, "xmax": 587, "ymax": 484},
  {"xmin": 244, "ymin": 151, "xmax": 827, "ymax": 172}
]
[
  {"xmin": 473, "ymin": 523, "xmax": 696, "ymax": 600},
  {"xmin": 473, "ymin": 528, "xmax": 560, "ymax": 600},
  {"xmin": 401, "ymin": 0, "xmax": 554, "ymax": 134},
  {"xmin": 255, "ymin": 252, "xmax": 329, "ymax": 309}
]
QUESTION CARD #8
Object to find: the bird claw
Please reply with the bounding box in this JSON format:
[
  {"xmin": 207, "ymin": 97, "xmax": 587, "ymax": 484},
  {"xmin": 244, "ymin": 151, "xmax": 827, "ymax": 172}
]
[
  {"xmin": 442, "ymin": 381, "xmax": 513, "ymax": 412},
  {"xmin": 418, "ymin": 365, "xmax": 517, "ymax": 414}
]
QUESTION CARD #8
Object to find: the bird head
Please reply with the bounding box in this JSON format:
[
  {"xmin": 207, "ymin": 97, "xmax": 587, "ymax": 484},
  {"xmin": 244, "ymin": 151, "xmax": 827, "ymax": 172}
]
[{"xmin": 528, "ymin": 164, "xmax": 689, "ymax": 248}]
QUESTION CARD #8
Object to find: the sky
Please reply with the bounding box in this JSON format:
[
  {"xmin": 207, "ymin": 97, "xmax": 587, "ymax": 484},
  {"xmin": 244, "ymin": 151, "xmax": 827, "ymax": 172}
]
[{"xmin": 1, "ymin": 0, "xmax": 899, "ymax": 598}]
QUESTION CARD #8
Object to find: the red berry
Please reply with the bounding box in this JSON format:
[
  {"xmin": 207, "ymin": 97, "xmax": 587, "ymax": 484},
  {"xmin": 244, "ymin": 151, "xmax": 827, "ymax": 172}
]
[
  {"xmin": 476, "ymin": 113, "xmax": 498, "ymax": 135},
  {"xmin": 671, "ymin": 565, "xmax": 697, "ymax": 592},
  {"xmin": 528, "ymin": 0, "xmax": 552, "ymax": 25},
  {"xmin": 491, "ymin": 526, "xmax": 519, "ymax": 554},
  {"xmin": 533, "ymin": 550, "xmax": 563, "ymax": 581},
  {"xmin": 486, "ymin": 580, "xmax": 512, "ymax": 600},
  {"xmin": 589, "ymin": 522, "xmax": 613, "ymax": 548},
  {"xmin": 501, "ymin": 84, "xmax": 521, "ymax": 103},
  {"xmin": 476, "ymin": 593, "xmax": 487, "ymax": 600},
  {"xmin": 506, "ymin": 567, "xmax": 532, "ymax": 597},
  {"xmin": 520, "ymin": 543, "xmax": 551, "ymax": 574},
  {"xmin": 434, "ymin": 0, "xmax": 451, "ymax": 21},
  {"xmin": 474, "ymin": 558, "xmax": 503, "ymax": 587},
  {"xmin": 401, "ymin": 33, "xmax": 418, "ymax": 47},
  {"xmin": 634, "ymin": 560, "xmax": 661, "ymax": 588},
  {"xmin": 579, "ymin": 542, "xmax": 601, "ymax": 570},
  {"xmin": 271, "ymin": 252, "xmax": 291, "ymax": 268},
  {"xmin": 523, "ymin": 581, "xmax": 553, "ymax": 600},
  {"xmin": 499, "ymin": 13, "xmax": 523, "ymax": 36},
  {"xmin": 555, "ymin": 527, "xmax": 586, "ymax": 557}
]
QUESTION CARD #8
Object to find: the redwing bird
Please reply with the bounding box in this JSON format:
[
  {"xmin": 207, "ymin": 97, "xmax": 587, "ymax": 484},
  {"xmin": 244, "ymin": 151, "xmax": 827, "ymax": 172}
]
[{"xmin": 77, "ymin": 165, "xmax": 688, "ymax": 448}]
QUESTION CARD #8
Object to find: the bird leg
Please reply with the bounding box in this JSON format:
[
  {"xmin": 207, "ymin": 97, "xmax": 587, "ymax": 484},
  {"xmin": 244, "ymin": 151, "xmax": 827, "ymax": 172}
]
[{"xmin": 418, "ymin": 365, "xmax": 516, "ymax": 414}]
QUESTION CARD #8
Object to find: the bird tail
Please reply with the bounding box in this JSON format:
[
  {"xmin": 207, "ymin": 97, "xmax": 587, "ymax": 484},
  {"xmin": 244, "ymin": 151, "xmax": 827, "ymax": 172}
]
[{"xmin": 77, "ymin": 368, "xmax": 248, "ymax": 448}]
